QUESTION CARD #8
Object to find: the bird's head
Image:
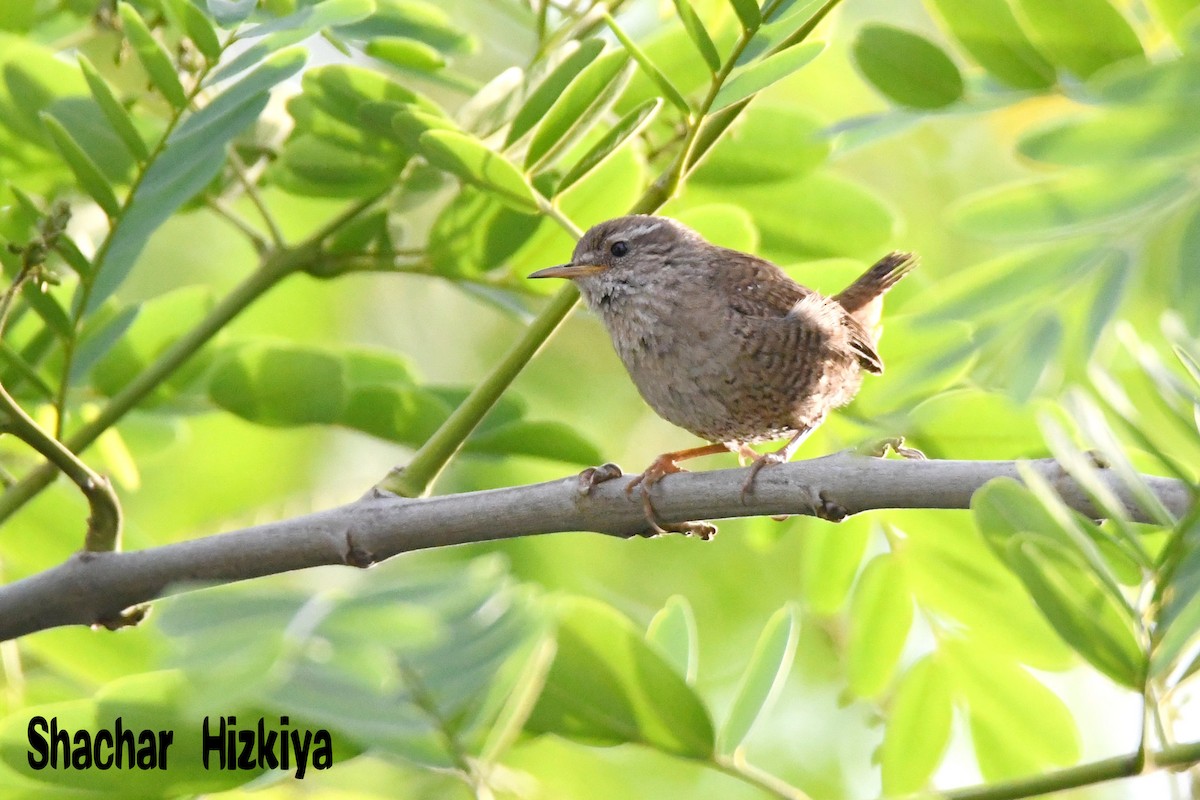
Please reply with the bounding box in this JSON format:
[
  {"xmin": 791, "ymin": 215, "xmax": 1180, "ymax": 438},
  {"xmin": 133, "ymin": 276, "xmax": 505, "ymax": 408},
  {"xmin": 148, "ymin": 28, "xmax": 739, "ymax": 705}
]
[{"xmin": 528, "ymin": 215, "xmax": 702, "ymax": 306}]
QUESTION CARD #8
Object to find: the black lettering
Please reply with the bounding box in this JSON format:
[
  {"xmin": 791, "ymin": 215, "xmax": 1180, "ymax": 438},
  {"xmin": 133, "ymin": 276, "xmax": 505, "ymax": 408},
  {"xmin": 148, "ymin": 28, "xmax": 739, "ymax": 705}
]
[
  {"xmin": 291, "ymin": 729, "xmax": 312, "ymax": 779},
  {"xmin": 311, "ymin": 730, "xmax": 333, "ymax": 770},
  {"xmin": 115, "ymin": 717, "xmax": 135, "ymax": 768},
  {"xmin": 27, "ymin": 716, "xmax": 48, "ymax": 769},
  {"xmin": 136, "ymin": 730, "xmax": 156, "ymax": 769},
  {"xmin": 237, "ymin": 728, "xmax": 255, "ymax": 770},
  {"xmin": 71, "ymin": 730, "xmax": 91, "ymax": 769},
  {"xmin": 157, "ymin": 730, "xmax": 173, "ymax": 770},
  {"xmin": 50, "ymin": 717, "xmax": 70, "ymax": 768},
  {"xmin": 93, "ymin": 729, "xmax": 113, "ymax": 769},
  {"xmin": 201, "ymin": 716, "xmax": 224, "ymax": 769},
  {"xmin": 256, "ymin": 717, "xmax": 278, "ymax": 769}
]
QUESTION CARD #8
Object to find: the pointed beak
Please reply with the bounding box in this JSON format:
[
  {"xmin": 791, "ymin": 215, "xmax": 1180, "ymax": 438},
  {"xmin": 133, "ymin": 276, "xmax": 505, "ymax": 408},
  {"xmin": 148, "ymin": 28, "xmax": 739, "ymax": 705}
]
[{"xmin": 527, "ymin": 262, "xmax": 608, "ymax": 280}]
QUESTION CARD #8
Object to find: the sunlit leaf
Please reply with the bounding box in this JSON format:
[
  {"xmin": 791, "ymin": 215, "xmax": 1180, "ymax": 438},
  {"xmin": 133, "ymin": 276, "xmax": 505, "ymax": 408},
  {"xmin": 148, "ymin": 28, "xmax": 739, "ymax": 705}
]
[
  {"xmin": 692, "ymin": 105, "xmax": 827, "ymax": 185},
  {"xmin": 1091, "ymin": 54, "xmax": 1200, "ymax": 105},
  {"xmin": 728, "ymin": 0, "xmax": 762, "ymax": 31},
  {"xmin": 853, "ymin": 25, "xmax": 962, "ymax": 109},
  {"xmin": 505, "ymin": 39, "xmax": 605, "ymax": 148},
  {"xmin": 880, "ymin": 655, "xmax": 952, "ymax": 794},
  {"xmin": 646, "ymin": 595, "xmax": 698, "ymax": 683},
  {"xmin": 366, "ymin": 37, "xmax": 445, "ymax": 71},
  {"xmin": 713, "ymin": 41, "xmax": 825, "ymax": 112},
  {"xmin": 672, "ymin": 0, "xmax": 721, "ymax": 72},
  {"xmin": 718, "ymin": 604, "xmax": 799, "ymax": 753},
  {"xmin": 1019, "ymin": 107, "xmax": 1200, "ymax": 165},
  {"xmin": 556, "ymin": 98, "xmax": 661, "ymax": 194},
  {"xmin": 603, "ymin": 13, "xmax": 691, "ymax": 115},
  {"xmin": 165, "ymin": 0, "xmax": 222, "ymax": 61},
  {"xmin": 527, "ymin": 597, "xmax": 715, "ymax": 758},
  {"xmin": 1012, "ymin": 0, "xmax": 1143, "ymax": 79},
  {"xmin": 946, "ymin": 642, "xmax": 1081, "ymax": 780},
  {"xmin": 420, "ymin": 129, "xmax": 540, "ymax": 212},
  {"xmin": 950, "ymin": 168, "xmax": 1189, "ymax": 241},
  {"xmin": 927, "ymin": 0, "xmax": 1055, "ymax": 89},
  {"xmin": 524, "ymin": 50, "xmax": 632, "ymax": 170},
  {"xmin": 847, "ymin": 554, "xmax": 912, "ymax": 698}
]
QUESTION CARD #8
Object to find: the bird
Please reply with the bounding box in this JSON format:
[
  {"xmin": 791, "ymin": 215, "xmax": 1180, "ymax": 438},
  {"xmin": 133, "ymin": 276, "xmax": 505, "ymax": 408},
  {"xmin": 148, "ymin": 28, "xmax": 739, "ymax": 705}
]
[{"xmin": 528, "ymin": 214, "xmax": 917, "ymax": 535}]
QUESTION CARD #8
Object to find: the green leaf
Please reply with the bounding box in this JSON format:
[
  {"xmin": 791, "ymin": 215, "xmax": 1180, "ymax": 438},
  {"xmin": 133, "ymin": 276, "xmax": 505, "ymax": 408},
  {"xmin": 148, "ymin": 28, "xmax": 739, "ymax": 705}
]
[
  {"xmin": 334, "ymin": 0, "xmax": 474, "ymax": 55},
  {"xmin": 692, "ymin": 105, "xmax": 828, "ymax": 185},
  {"xmin": 946, "ymin": 642, "xmax": 1081, "ymax": 780},
  {"xmin": 1148, "ymin": 0, "xmax": 1200, "ymax": 39},
  {"xmin": 466, "ymin": 419, "xmax": 601, "ymax": 465},
  {"xmin": 1091, "ymin": 54, "xmax": 1200, "ymax": 105},
  {"xmin": 527, "ymin": 597, "xmax": 715, "ymax": 758},
  {"xmin": 801, "ymin": 517, "xmax": 870, "ymax": 614},
  {"xmin": 603, "ymin": 13, "xmax": 691, "ymax": 115},
  {"xmin": 92, "ymin": 287, "xmax": 216, "ymax": 404},
  {"xmin": 117, "ymin": 2, "xmax": 188, "ymax": 109},
  {"xmin": 93, "ymin": 48, "xmax": 307, "ymax": 312},
  {"xmin": 717, "ymin": 604, "xmax": 799, "ymax": 754},
  {"xmin": 166, "ymin": 0, "xmax": 222, "ymax": 61},
  {"xmin": 1151, "ymin": 519, "xmax": 1200, "ymax": 678},
  {"xmin": 420, "ymin": 130, "xmax": 539, "ymax": 213},
  {"xmin": 1012, "ymin": 0, "xmax": 1144, "ymax": 79},
  {"xmin": 505, "ymin": 39, "xmax": 605, "ymax": 148},
  {"xmin": 926, "ymin": 0, "xmax": 1055, "ymax": 89},
  {"xmin": 646, "ymin": 595, "xmax": 699, "ymax": 684},
  {"xmin": 950, "ymin": 168, "xmax": 1190, "ymax": 241},
  {"xmin": 847, "ymin": 554, "xmax": 913, "ymax": 698},
  {"xmin": 728, "ymin": 0, "xmax": 763, "ymax": 31},
  {"xmin": 78, "ymin": 55, "xmax": 149, "ymax": 162},
  {"xmin": 853, "ymin": 24, "xmax": 963, "ymax": 109},
  {"xmin": 210, "ymin": 342, "xmax": 348, "ymax": 426},
  {"xmin": 39, "ymin": 113, "xmax": 120, "ymax": 218},
  {"xmin": 712, "ymin": 40, "xmax": 825, "ymax": 112},
  {"xmin": 1018, "ymin": 107, "xmax": 1200, "ymax": 166},
  {"xmin": 207, "ymin": 0, "xmax": 256, "ymax": 27},
  {"xmin": 426, "ymin": 186, "xmax": 539, "ymax": 276},
  {"xmin": 973, "ymin": 481, "xmax": 1146, "ymax": 688},
  {"xmin": 672, "ymin": 0, "xmax": 721, "ymax": 72},
  {"xmin": 524, "ymin": 49, "xmax": 632, "ymax": 170},
  {"xmin": 366, "ymin": 37, "xmax": 446, "ymax": 71},
  {"xmin": 880, "ymin": 656, "xmax": 953, "ymax": 794},
  {"xmin": 556, "ymin": 98, "xmax": 661, "ymax": 194},
  {"xmin": 210, "ymin": 0, "xmax": 374, "ymax": 82}
]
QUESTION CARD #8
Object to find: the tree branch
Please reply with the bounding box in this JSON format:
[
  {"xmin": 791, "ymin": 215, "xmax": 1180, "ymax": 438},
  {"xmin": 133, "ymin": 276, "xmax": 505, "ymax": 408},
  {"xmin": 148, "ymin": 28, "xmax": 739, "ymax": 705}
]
[{"xmin": 0, "ymin": 455, "xmax": 1191, "ymax": 642}]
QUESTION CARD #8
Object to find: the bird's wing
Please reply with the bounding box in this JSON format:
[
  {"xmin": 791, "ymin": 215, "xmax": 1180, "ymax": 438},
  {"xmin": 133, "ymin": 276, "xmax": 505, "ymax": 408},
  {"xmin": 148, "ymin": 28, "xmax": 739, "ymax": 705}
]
[{"xmin": 716, "ymin": 250, "xmax": 884, "ymax": 374}]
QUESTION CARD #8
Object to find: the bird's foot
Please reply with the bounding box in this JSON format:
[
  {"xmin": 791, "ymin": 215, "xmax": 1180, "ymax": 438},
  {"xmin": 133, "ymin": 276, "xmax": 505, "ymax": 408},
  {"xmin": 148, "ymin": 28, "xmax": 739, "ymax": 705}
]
[
  {"xmin": 740, "ymin": 451, "xmax": 789, "ymax": 503},
  {"xmin": 626, "ymin": 455, "xmax": 718, "ymax": 540},
  {"xmin": 860, "ymin": 435, "xmax": 926, "ymax": 460},
  {"xmin": 577, "ymin": 462, "xmax": 623, "ymax": 495}
]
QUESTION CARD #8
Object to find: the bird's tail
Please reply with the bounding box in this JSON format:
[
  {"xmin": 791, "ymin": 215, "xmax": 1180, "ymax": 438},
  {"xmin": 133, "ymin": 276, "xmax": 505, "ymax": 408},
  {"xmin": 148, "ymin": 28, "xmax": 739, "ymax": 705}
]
[{"xmin": 833, "ymin": 251, "xmax": 918, "ymax": 314}]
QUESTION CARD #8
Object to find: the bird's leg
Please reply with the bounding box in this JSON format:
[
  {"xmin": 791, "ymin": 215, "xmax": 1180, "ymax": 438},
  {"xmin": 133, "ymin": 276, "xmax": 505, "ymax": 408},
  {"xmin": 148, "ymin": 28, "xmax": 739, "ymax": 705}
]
[
  {"xmin": 727, "ymin": 442, "xmax": 760, "ymax": 466},
  {"xmin": 740, "ymin": 426, "xmax": 816, "ymax": 502},
  {"xmin": 627, "ymin": 443, "xmax": 729, "ymax": 538}
]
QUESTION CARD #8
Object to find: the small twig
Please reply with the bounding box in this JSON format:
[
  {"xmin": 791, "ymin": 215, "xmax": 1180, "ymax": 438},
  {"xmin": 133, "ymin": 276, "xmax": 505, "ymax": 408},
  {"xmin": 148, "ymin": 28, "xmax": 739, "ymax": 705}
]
[{"xmin": 227, "ymin": 148, "xmax": 285, "ymax": 247}]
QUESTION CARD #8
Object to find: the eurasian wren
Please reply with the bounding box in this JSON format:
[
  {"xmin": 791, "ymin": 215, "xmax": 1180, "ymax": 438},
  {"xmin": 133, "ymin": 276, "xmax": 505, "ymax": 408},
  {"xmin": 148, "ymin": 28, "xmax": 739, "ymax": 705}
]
[{"xmin": 529, "ymin": 215, "xmax": 916, "ymax": 532}]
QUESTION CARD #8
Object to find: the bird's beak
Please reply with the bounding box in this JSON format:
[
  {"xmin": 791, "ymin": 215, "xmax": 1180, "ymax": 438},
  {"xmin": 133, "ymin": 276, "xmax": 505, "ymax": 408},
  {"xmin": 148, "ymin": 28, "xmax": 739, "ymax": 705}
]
[{"xmin": 527, "ymin": 262, "xmax": 608, "ymax": 279}]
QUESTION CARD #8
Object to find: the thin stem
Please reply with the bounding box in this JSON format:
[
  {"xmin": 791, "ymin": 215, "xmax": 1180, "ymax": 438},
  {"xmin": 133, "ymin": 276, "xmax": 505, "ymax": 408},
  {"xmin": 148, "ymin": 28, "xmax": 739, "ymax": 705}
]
[
  {"xmin": 204, "ymin": 196, "xmax": 270, "ymax": 252},
  {"xmin": 227, "ymin": 149, "xmax": 285, "ymax": 247},
  {"xmin": 0, "ymin": 381, "xmax": 121, "ymax": 550},
  {"xmin": 712, "ymin": 753, "xmax": 813, "ymax": 800}
]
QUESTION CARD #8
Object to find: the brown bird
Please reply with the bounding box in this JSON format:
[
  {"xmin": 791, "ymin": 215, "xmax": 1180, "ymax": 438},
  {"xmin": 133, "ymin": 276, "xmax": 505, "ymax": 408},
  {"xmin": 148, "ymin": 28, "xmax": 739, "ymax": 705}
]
[{"xmin": 529, "ymin": 215, "xmax": 916, "ymax": 533}]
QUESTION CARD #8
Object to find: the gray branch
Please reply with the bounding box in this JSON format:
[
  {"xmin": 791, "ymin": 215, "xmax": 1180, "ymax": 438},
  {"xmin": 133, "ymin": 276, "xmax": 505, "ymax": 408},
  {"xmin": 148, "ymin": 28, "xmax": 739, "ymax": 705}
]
[{"xmin": 0, "ymin": 455, "xmax": 1191, "ymax": 641}]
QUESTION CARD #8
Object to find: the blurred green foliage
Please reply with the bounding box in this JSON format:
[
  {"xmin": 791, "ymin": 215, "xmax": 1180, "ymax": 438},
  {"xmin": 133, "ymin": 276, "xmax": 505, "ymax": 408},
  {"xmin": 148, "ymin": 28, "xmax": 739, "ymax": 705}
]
[{"xmin": 0, "ymin": 0, "xmax": 1198, "ymax": 798}]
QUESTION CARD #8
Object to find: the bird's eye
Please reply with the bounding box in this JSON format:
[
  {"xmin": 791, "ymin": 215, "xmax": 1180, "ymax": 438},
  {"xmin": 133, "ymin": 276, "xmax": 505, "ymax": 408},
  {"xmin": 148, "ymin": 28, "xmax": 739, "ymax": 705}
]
[{"xmin": 610, "ymin": 241, "xmax": 629, "ymax": 257}]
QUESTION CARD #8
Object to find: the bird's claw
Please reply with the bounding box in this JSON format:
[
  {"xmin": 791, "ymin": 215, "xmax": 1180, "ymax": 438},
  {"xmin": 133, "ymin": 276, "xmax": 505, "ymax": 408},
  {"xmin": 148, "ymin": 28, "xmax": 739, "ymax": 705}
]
[
  {"xmin": 739, "ymin": 451, "xmax": 787, "ymax": 502},
  {"xmin": 577, "ymin": 462, "xmax": 623, "ymax": 495},
  {"xmin": 860, "ymin": 436, "xmax": 925, "ymax": 460},
  {"xmin": 626, "ymin": 456, "xmax": 717, "ymax": 540}
]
